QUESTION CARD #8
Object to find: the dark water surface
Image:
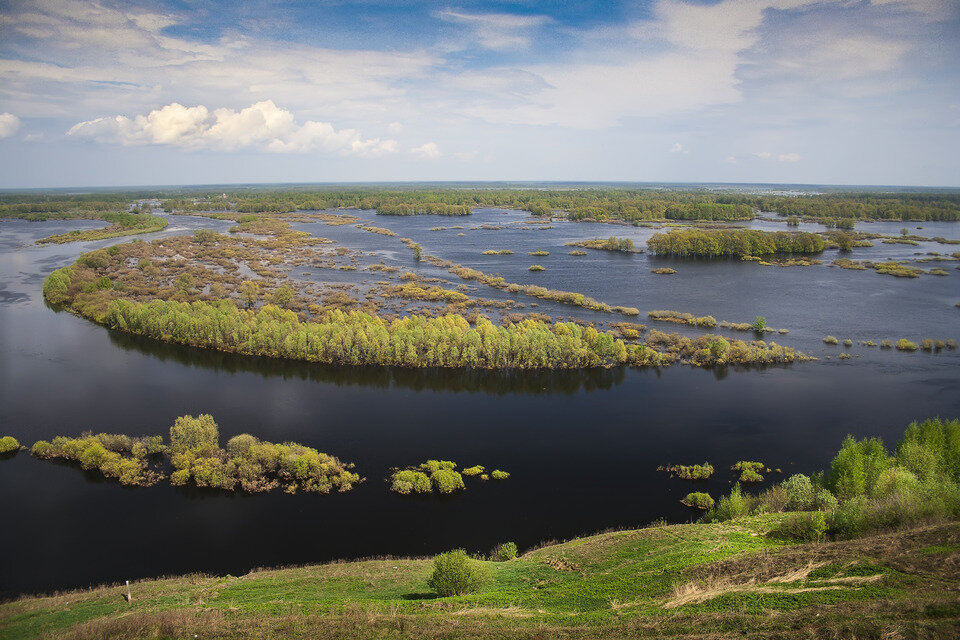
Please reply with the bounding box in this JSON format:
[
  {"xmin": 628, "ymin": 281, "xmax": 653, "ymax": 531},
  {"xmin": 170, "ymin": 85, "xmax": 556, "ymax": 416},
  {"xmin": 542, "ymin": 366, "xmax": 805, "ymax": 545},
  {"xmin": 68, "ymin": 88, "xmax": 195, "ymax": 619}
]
[{"xmin": 1, "ymin": 212, "xmax": 958, "ymax": 597}]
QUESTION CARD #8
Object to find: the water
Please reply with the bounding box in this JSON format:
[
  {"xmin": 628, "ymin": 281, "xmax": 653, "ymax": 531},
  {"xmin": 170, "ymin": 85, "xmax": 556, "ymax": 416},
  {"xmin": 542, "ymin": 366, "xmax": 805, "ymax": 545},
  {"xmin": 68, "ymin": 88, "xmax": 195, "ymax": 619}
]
[{"xmin": 1, "ymin": 211, "xmax": 958, "ymax": 597}]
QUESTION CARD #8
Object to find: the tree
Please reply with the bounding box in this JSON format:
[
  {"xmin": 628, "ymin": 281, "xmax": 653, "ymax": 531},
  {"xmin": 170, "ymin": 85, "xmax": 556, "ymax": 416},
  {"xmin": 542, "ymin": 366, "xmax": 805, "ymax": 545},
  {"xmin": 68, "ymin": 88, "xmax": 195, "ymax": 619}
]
[
  {"xmin": 272, "ymin": 285, "xmax": 294, "ymax": 308},
  {"xmin": 169, "ymin": 414, "xmax": 219, "ymax": 455},
  {"xmin": 240, "ymin": 280, "xmax": 260, "ymax": 308},
  {"xmin": 751, "ymin": 316, "xmax": 766, "ymax": 333}
]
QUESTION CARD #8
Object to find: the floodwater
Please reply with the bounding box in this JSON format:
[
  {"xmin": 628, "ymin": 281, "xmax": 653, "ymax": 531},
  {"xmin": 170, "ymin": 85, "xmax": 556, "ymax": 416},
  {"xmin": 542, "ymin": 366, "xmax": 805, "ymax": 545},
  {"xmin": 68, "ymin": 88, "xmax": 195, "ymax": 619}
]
[{"xmin": 1, "ymin": 209, "xmax": 958, "ymax": 597}]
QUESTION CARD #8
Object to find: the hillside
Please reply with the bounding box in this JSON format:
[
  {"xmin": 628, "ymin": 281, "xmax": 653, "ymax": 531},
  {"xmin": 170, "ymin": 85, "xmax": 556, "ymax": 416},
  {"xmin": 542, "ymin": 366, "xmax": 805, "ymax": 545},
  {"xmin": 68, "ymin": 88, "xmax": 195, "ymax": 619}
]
[{"xmin": 2, "ymin": 515, "xmax": 958, "ymax": 639}]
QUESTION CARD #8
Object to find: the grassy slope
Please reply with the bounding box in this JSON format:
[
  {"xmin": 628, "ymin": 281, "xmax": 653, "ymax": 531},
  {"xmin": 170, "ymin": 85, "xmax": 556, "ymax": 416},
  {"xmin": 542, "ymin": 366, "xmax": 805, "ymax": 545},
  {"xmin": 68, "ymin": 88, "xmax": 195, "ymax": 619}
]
[{"xmin": 2, "ymin": 516, "xmax": 958, "ymax": 639}]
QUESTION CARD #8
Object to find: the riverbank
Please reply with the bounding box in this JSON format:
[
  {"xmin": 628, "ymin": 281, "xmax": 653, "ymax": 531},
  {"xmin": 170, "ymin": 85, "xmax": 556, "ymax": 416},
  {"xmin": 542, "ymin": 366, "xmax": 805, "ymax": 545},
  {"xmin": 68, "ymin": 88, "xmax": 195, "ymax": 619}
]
[{"xmin": 2, "ymin": 515, "xmax": 957, "ymax": 639}]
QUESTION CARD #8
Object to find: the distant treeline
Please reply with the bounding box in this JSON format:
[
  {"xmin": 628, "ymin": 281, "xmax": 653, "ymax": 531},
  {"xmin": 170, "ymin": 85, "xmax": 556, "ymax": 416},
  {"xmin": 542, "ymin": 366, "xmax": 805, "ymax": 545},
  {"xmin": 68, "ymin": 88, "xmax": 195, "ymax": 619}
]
[
  {"xmin": 727, "ymin": 193, "xmax": 960, "ymax": 222},
  {"xmin": 648, "ymin": 229, "xmax": 825, "ymax": 257},
  {"xmin": 5, "ymin": 188, "xmax": 959, "ymax": 222}
]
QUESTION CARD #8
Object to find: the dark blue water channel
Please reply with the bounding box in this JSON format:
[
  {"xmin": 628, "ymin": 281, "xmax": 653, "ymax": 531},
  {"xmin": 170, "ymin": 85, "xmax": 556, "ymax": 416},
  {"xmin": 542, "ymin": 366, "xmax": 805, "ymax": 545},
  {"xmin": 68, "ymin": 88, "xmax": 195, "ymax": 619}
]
[{"xmin": 1, "ymin": 210, "xmax": 958, "ymax": 597}]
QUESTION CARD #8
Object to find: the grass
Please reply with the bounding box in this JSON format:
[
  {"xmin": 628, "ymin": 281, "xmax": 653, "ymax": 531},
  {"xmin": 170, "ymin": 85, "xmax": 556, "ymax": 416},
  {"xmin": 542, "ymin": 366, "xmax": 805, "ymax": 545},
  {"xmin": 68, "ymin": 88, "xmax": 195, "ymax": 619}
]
[{"xmin": 3, "ymin": 517, "xmax": 958, "ymax": 639}]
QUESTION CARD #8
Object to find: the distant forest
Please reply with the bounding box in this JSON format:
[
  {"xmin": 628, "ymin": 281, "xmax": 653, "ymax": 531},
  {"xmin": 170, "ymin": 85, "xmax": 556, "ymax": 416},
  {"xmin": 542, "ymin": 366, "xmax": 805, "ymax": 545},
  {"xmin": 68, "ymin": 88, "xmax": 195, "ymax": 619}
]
[{"xmin": 2, "ymin": 186, "xmax": 959, "ymax": 222}]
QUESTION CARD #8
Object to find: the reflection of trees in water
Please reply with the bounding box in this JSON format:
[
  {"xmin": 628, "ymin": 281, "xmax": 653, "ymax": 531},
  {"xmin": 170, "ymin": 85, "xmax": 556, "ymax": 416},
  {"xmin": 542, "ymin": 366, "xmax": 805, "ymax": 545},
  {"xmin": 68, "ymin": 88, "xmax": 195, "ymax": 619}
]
[{"xmin": 107, "ymin": 330, "xmax": 632, "ymax": 395}]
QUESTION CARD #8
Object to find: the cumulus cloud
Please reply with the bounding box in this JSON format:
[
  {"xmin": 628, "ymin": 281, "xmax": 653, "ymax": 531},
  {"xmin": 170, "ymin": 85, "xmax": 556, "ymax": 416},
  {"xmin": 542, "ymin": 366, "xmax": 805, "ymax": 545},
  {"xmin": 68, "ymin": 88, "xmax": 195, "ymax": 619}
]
[
  {"xmin": 411, "ymin": 142, "xmax": 442, "ymax": 158},
  {"xmin": 67, "ymin": 101, "xmax": 398, "ymax": 155},
  {"xmin": 0, "ymin": 113, "xmax": 21, "ymax": 138},
  {"xmin": 724, "ymin": 156, "xmax": 738, "ymax": 164},
  {"xmin": 778, "ymin": 152, "xmax": 801, "ymax": 162},
  {"xmin": 755, "ymin": 151, "xmax": 773, "ymax": 159},
  {"xmin": 670, "ymin": 142, "xmax": 685, "ymax": 153},
  {"xmin": 436, "ymin": 9, "xmax": 550, "ymax": 50}
]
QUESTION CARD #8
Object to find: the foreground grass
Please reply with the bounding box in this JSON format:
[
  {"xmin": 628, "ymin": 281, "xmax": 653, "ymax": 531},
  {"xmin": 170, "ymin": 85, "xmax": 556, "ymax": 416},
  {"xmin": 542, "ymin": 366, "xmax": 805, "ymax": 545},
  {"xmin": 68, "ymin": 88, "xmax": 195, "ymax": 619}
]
[{"xmin": 3, "ymin": 516, "xmax": 958, "ymax": 639}]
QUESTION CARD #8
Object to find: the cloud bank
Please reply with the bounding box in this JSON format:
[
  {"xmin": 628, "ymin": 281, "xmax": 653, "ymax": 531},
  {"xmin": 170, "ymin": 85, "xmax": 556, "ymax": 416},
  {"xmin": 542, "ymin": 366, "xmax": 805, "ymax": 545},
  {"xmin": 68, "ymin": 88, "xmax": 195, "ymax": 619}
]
[{"xmin": 67, "ymin": 101, "xmax": 398, "ymax": 155}]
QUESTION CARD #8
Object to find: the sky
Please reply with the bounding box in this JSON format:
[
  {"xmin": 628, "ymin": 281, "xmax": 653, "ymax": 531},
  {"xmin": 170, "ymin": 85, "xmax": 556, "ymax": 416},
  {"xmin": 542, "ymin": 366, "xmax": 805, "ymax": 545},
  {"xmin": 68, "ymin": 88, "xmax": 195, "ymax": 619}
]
[{"xmin": 0, "ymin": 0, "xmax": 958, "ymax": 188}]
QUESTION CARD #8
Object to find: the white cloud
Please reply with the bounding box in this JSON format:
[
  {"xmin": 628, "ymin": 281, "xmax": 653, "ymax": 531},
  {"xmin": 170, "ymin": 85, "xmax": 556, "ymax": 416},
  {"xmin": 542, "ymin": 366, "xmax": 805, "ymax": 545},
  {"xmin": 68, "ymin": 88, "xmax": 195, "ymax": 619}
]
[
  {"xmin": 778, "ymin": 152, "xmax": 801, "ymax": 162},
  {"xmin": 387, "ymin": 121, "xmax": 403, "ymax": 134},
  {"xmin": 724, "ymin": 155, "xmax": 738, "ymax": 164},
  {"xmin": 67, "ymin": 101, "xmax": 398, "ymax": 155},
  {"xmin": 411, "ymin": 142, "xmax": 442, "ymax": 158},
  {"xmin": 436, "ymin": 9, "xmax": 550, "ymax": 50},
  {"xmin": 0, "ymin": 113, "xmax": 20, "ymax": 138},
  {"xmin": 755, "ymin": 151, "xmax": 773, "ymax": 159},
  {"xmin": 670, "ymin": 142, "xmax": 684, "ymax": 153}
]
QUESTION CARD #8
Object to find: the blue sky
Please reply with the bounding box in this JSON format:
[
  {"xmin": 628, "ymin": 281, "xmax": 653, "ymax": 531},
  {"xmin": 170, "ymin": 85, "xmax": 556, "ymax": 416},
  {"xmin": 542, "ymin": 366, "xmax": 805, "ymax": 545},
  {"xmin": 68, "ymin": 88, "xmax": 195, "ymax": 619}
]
[{"xmin": 0, "ymin": 0, "xmax": 957, "ymax": 188}]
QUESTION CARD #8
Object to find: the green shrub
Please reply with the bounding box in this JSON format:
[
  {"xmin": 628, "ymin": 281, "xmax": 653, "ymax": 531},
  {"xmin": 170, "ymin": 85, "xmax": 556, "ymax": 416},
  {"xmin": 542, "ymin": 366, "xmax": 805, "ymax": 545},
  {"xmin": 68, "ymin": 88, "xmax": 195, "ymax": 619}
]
[
  {"xmin": 490, "ymin": 469, "xmax": 510, "ymax": 480},
  {"xmin": 491, "ymin": 542, "xmax": 518, "ymax": 561},
  {"xmin": 706, "ymin": 484, "xmax": 750, "ymax": 521},
  {"xmin": 0, "ymin": 436, "xmax": 19, "ymax": 453},
  {"xmin": 880, "ymin": 339, "xmax": 893, "ymax": 349},
  {"xmin": 683, "ymin": 492, "xmax": 715, "ymax": 509},
  {"xmin": 823, "ymin": 335, "xmax": 839, "ymax": 345},
  {"xmin": 896, "ymin": 338, "xmax": 918, "ymax": 351},
  {"xmin": 462, "ymin": 465, "xmax": 484, "ymax": 477},
  {"xmin": 431, "ymin": 469, "xmax": 466, "ymax": 493},
  {"xmin": 843, "ymin": 338, "xmax": 853, "ymax": 347},
  {"xmin": 815, "ymin": 489, "xmax": 839, "ymax": 512},
  {"xmin": 528, "ymin": 264, "xmax": 546, "ymax": 272},
  {"xmin": 751, "ymin": 316, "xmax": 766, "ymax": 332},
  {"xmin": 420, "ymin": 460, "xmax": 457, "ymax": 474},
  {"xmin": 776, "ymin": 511, "xmax": 827, "ymax": 541},
  {"xmin": 873, "ymin": 467, "xmax": 920, "ymax": 498},
  {"xmin": 427, "ymin": 549, "xmax": 489, "ymax": 596},
  {"xmin": 391, "ymin": 469, "xmax": 432, "ymax": 494},
  {"xmin": 782, "ymin": 473, "xmax": 815, "ymax": 510}
]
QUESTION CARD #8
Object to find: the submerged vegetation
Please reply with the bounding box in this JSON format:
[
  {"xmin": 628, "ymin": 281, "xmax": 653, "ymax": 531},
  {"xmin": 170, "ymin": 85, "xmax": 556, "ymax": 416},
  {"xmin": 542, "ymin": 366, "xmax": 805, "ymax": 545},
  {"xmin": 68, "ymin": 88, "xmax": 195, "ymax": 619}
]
[
  {"xmin": 30, "ymin": 415, "xmax": 360, "ymax": 494},
  {"xmin": 732, "ymin": 461, "xmax": 768, "ymax": 483},
  {"xmin": 389, "ymin": 460, "xmax": 506, "ymax": 494},
  {"xmin": 31, "ymin": 432, "xmax": 165, "ymax": 486},
  {"xmin": 659, "ymin": 462, "xmax": 714, "ymax": 480}
]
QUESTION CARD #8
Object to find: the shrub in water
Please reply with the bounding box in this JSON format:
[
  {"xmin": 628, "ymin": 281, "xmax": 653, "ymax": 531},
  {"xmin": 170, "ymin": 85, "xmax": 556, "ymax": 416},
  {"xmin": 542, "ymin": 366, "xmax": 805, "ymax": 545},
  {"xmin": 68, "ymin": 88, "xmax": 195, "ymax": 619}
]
[
  {"xmin": 683, "ymin": 492, "xmax": 715, "ymax": 509},
  {"xmin": 391, "ymin": 469, "xmax": 432, "ymax": 494},
  {"xmin": 896, "ymin": 338, "xmax": 918, "ymax": 352},
  {"xmin": 490, "ymin": 469, "xmax": 510, "ymax": 480},
  {"xmin": 427, "ymin": 549, "xmax": 489, "ymax": 596},
  {"xmin": 462, "ymin": 465, "xmax": 484, "ymax": 477},
  {"xmin": 431, "ymin": 469, "xmax": 466, "ymax": 493},
  {"xmin": 823, "ymin": 336, "xmax": 839, "ymax": 345},
  {"xmin": 732, "ymin": 461, "xmax": 765, "ymax": 482},
  {"xmin": 0, "ymin": 436, "xmax": 19, "ymax": 453}
]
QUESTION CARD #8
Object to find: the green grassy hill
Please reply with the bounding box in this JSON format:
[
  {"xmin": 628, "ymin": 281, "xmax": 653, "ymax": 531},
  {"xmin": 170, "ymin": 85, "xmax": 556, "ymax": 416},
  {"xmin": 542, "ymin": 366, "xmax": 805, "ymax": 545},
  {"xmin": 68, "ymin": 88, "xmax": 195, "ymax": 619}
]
[{"xmin": 3, "ymin": 515, "xmax": 958, "ymax": 639}]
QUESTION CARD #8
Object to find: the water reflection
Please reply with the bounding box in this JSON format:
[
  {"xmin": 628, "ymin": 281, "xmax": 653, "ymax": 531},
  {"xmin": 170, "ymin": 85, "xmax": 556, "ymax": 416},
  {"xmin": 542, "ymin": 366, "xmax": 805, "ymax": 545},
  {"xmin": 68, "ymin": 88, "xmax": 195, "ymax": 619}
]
[{"xmin": 107, "ymin": 330, "xmax": 631, "ymax": 395}]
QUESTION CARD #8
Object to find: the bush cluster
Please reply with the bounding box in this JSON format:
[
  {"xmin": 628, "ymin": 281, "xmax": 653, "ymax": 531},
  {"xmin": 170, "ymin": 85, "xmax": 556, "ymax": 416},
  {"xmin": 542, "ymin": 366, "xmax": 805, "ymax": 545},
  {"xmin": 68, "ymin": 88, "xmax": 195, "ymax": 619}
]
[
  {"xmin": 705, "ymin": 418, "xmax": 960, "ymax": 541},
  {"xmin": 0, "ymin": 436, "xmax": 21, "ymax": 453},
  {"xmin": 31, "ymin": 432, "xmax": 165, "ymax": 486}
]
